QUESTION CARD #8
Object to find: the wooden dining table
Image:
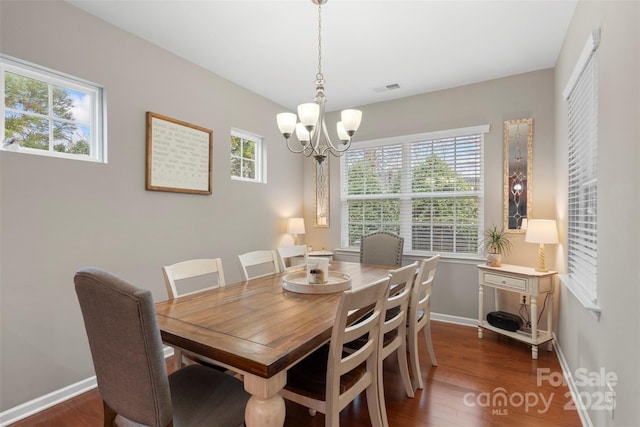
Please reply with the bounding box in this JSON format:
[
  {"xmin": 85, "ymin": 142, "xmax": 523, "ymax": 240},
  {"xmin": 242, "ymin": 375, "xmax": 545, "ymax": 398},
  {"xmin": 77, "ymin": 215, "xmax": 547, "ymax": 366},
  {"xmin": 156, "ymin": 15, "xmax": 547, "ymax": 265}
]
[{"xmin": 155, "ymin": 261, "xmax": 391, "ymax": 427}]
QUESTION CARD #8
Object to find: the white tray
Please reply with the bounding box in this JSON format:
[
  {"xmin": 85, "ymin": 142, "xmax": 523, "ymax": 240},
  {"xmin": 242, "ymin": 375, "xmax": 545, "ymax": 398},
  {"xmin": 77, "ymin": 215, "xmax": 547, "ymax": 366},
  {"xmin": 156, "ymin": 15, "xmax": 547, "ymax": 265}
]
[{"xmin": 282, "ymin": 271, "xmax": 351, "ymax": 294}]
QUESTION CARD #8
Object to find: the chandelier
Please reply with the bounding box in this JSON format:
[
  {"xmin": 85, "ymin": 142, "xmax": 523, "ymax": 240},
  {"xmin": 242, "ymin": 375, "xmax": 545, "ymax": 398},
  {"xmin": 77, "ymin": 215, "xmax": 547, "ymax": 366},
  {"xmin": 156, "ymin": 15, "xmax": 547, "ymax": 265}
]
[{"xmin": 276, "ymin": 0, "xmax": 362, "ymax": 164}]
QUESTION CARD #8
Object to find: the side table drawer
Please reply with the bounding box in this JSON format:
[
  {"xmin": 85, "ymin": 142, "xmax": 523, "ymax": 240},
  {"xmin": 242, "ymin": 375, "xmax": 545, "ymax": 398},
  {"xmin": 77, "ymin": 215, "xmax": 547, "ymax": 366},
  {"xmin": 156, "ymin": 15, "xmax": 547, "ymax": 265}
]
[{"xmin": 482, "ymin": 272, "xmax": 527, "ymax": 291}]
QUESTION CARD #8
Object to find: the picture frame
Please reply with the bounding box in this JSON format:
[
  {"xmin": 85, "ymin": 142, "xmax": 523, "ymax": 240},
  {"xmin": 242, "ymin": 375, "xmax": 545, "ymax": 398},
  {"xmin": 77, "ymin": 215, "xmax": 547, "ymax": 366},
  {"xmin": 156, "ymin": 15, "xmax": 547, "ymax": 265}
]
[{"xmin": 145, "ymin": 112, "xmax": 213, "ymax": 195}]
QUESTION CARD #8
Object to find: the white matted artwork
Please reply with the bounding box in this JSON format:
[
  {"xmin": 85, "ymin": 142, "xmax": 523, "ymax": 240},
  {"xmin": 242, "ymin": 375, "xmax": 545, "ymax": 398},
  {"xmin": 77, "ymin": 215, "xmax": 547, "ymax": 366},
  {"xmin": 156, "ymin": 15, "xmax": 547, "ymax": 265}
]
[{"xmin": 146, "ymin": 112, "xmax": 212, "ymax": 195}]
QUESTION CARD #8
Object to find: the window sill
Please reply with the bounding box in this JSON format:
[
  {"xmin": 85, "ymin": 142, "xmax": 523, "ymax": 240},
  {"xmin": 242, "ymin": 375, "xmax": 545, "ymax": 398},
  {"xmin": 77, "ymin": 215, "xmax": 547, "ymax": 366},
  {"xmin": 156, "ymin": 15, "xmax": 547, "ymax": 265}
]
[
  {"xmin": 558, "ymin": 274, "xmax": 601, "ymax": 320},
  {"xmin": 333, "ymin": 248, "xmax": 485, "ymax": 265}
]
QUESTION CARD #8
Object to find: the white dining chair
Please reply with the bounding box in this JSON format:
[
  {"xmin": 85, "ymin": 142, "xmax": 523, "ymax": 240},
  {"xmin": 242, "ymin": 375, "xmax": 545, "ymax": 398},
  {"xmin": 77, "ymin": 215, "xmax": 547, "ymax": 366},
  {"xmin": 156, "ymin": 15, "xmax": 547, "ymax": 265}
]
[
  {"xmin": 366, "ymin": 262, "xmax": 417, "ymax": 427},
  {"xmin": 277, "ymin": 245, "xmax": 309, "ymax": 272},
  {"xmin": 162, "ymin": 258, "xmax": 227, "ymax": 370},
  {"xmin": 281, "ymin": 276, "xmax": 390, "ymax": 427},
  {"xmin": 162, "ymin": 258, "xmax": 226, "ymax": 300},
  {"xmin": 238, "ymin": 249, "xmax": 281, "ymax": 280},
  {"xmin": 408, "ymin": 255, "xmax": 440, "ymax": 390}
]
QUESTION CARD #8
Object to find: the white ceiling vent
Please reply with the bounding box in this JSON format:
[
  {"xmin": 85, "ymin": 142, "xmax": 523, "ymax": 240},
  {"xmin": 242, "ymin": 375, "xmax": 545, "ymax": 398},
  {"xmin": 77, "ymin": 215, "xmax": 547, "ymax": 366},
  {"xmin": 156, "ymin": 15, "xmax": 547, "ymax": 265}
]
[{"xmin": 373, "ymin": 83, "xmax": 401, "ymax": 93}]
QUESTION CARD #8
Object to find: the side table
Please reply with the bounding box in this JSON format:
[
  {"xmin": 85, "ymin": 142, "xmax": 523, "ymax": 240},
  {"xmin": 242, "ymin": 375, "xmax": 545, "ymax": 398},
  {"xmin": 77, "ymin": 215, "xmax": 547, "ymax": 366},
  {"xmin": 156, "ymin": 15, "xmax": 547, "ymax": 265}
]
[{"xmin": 477, "ymin": 263, "xmax": 556, "ymax": 359}]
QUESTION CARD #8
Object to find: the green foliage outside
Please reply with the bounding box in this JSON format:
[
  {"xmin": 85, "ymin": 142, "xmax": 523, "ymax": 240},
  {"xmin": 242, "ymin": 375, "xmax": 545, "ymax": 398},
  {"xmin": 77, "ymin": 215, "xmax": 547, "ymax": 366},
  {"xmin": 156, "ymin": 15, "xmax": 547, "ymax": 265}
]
[
  {"xmin": 231, "ymin": 135, "xmax": 256, "ymax": 179},
  {"xmin": 4, "ymin": 72, "xmax": 89, "ymax": 155}
]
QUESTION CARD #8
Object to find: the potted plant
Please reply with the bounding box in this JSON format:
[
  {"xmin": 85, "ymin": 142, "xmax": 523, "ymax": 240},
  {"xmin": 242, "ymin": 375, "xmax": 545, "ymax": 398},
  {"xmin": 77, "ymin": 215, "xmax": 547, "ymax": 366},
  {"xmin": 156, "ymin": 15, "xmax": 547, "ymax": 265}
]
[{"xmin": 483, "ymin": 225, "xmax": 512, "ymax": 267}]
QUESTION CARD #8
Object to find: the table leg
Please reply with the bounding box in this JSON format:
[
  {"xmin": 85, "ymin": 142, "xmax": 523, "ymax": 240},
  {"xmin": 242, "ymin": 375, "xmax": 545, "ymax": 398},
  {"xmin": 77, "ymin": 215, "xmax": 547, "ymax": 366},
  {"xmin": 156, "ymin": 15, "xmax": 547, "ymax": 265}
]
[
  {"xmin": 530, "ymin": 294, "xmax": 538, "ymax": 360},
  {"xmin": 478, "ymin": 284, "xmax": 484, "ymax": 338},
  {"xmin": 243, "ymin": 371, "xmax": 287, "ymax": 427},
  {"xmin": 547, "ymin": 292, "xmax": 554, "ymax": 352}
]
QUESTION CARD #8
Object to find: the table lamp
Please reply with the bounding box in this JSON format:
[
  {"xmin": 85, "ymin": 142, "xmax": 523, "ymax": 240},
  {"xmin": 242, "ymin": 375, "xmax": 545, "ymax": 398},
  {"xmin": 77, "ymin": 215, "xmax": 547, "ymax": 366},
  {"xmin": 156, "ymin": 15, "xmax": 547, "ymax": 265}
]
[
  {"xmin": 525, "ymin": 219, "xmax": 559, "ymax": 272},
  {"xmin": 287, "ymin": 217, "xmax": 306, "ymax": 245}
]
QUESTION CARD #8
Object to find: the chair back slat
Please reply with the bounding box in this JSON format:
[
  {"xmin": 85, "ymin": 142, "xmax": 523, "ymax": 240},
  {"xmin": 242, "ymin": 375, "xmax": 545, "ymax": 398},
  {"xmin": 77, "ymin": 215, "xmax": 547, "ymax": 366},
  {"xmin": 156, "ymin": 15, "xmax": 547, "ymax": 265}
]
[
  {"xmin": 277, "ymin": 245, "xmax": 309, "ymax": 272},
  {"xmin": 238, "ymin": 249, "xmax": 281, "ymax": 280},
  {"xmin": 162, "ymin": 258, "xmax": 225, "ymax": 300}
]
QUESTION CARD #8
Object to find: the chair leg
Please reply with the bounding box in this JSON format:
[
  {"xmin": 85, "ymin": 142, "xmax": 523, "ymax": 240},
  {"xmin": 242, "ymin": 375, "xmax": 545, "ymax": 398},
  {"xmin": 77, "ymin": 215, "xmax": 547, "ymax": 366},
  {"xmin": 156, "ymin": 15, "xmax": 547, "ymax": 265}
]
[
  {"xmin": 408, "ymin": 328, "xmax": 423, "ymax": 391},
  {"xmin": 423, "ymin": 319, "xmax": 438, "ymax": 367},
  {"xmin": 368, "ymin": 361, "xmax": 384, "ymax": 427},
  {"xmin": 397, "ymin": 343, "xmax": 415, "ymax": 398},
  {"xmin": 377, "ymin": 353, "xmax": 389, "ymax": 427},
  {"xmin": 173, "ymin": 348, "xmax": 184, "ymax": 371},
  {"xmin": 102, "ymin": 400, "xmax": 117, "ymax": 427}
]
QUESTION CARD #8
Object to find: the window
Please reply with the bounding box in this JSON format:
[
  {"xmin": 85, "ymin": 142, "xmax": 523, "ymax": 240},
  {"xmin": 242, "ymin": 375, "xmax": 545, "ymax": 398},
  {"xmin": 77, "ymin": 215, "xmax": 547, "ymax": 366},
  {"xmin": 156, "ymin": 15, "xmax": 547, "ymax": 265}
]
[
  {"xmin": 1, "ymin": 55, "xmax": 106, "ymax": 162},
  {"xmin": 563, "ymin": 30, "xmax": 600, "ymax": 304},
  {"xmin": 231, "ymin": 129, "xmax": 265, "ymax": 183},
  {"xmin": 341, "ymin": 125, "xmax": 488, "ymax": 256}
]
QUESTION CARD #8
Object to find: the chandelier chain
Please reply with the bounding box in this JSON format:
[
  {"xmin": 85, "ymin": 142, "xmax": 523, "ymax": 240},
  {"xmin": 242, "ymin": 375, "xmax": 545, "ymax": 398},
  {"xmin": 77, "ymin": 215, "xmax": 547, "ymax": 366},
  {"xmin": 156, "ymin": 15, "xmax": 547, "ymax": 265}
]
[{"xmin": 317, "ymin": 2, "xmax": 323, "ymax": 80}]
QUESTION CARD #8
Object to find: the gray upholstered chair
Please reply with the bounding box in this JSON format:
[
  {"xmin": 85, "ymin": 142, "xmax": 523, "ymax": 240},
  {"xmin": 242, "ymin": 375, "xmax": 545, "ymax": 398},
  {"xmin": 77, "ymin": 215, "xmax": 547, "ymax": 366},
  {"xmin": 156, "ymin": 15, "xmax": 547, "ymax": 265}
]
[
  {"xmin": 74, "ymin": 267, "xmax": 249, "ymax": 427},
  {"xmin": 359, "ymin": 231, "xmax": 404, "ymax": 267}
]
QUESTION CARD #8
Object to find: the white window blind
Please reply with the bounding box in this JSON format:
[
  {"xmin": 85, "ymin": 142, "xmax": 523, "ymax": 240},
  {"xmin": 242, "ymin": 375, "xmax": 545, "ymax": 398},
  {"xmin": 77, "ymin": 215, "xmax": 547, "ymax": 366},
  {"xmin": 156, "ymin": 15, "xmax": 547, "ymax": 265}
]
[
  {"xmin": 565, "ymin": 32, "xmax": 599, "ymax": 303},
  {"xmin": 341, "ymin": 126, "xmax": 487, "ymax": 255}
]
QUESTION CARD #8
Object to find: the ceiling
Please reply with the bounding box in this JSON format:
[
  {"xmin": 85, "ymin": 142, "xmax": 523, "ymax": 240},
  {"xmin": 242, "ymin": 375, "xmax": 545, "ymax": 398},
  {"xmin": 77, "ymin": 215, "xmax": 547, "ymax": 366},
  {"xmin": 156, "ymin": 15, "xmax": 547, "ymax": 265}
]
[{"xmin": 66, "ymin": 0, "xmax": 577, "ymax": 113}]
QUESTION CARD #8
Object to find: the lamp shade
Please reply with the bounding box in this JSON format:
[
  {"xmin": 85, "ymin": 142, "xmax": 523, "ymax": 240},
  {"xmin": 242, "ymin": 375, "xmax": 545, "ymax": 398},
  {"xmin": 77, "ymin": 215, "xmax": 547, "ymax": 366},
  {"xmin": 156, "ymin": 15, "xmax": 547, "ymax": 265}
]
[
  {"xmin": 287, "ymin": 218, "xmax": 306, "ymax": 235},
  {"xmin": 277, "ymin": 112, "xmax": 297, "ymax": 137},
  {"xmin": 297, "ymin": 103, "xmax": 319, "ymax": 129},
  {"xmin": 341, "ymin": 109, "xmax": 362, "ymax": 135},
  {"xmin": 525, "ymin": 219, "xmax": 559, "ymax": 244}
]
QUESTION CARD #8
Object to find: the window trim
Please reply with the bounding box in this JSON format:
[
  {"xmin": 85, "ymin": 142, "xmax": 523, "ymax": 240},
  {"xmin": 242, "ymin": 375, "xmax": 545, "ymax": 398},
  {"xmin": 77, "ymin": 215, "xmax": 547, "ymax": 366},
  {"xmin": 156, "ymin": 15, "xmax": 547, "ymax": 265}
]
[
  {"xmin": 230, "ymin": 128, "xmax": 266, "ymax": 183},
  {"xmin": 1, "ymin": 54, "xmax": 107, "ymax": 163},
  {"xmin": 340, "ymin": 124, "xmax": 489, "ymax": 257}
]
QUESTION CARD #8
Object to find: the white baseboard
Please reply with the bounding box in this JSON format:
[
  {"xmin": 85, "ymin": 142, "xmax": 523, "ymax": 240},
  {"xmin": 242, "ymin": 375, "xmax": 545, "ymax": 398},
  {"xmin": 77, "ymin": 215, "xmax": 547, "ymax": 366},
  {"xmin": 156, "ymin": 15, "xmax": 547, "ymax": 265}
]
[
  {"xmin": 0, "ymin": 346, "xmax": 175, "ymax": 426},
  {"xmin": 0, "ymin": 376, "xmax": 97, "ymax": 427},
  {"xmin": 431, "ymin": 312, "xmax": 477, "ymax": 327},
  {"xmin": 552, "ymin": 333, "xmax": 591, "ymax": 427}
]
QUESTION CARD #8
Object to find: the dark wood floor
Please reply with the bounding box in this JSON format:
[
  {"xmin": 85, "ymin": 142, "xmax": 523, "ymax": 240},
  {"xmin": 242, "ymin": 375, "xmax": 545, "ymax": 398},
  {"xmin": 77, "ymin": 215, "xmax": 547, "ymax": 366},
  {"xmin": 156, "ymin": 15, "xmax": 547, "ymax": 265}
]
[{"xmin": 9, "ymin": 321, "xmax": 582, "ymax": 427}]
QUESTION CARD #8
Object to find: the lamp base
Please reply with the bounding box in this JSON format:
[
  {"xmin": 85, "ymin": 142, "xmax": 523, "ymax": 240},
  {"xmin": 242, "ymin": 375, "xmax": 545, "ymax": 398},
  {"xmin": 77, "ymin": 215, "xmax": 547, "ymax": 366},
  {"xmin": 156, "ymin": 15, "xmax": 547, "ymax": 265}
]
[{"xmin": 535, "ymin": 243, "xmax": 548, "ymax": 272}]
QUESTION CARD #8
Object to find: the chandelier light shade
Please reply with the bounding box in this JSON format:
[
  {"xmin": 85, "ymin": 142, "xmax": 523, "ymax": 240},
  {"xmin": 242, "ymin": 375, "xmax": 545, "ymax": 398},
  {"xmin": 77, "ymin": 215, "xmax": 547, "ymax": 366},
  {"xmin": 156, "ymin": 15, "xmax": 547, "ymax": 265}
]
[
  {"xmin": 525, "ymin": 219, "xmax": 559, "ymax": 272},
  {"xmin": 276, "ymin": 0, "xmax": 362, "ymax": 164}
]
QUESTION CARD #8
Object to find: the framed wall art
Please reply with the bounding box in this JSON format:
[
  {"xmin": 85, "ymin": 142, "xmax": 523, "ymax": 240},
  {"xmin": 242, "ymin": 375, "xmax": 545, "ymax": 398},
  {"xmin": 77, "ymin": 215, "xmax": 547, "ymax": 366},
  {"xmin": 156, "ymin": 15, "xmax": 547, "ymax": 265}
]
[{"xmin": 145, "ymin": 112, "xmax": 212, "ymax": 195}]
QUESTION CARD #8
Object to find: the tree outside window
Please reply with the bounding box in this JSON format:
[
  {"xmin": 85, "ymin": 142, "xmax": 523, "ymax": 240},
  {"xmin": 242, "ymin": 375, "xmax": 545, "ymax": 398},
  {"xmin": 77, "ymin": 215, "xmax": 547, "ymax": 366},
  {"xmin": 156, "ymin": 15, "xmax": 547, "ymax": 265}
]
[
  {"xmin": 1, "ymin": 56, "xmax": 104, "ymax": 162},
  {"xmin": 230, "ymin": 129, "xmax": 264, "ymax": 183}
]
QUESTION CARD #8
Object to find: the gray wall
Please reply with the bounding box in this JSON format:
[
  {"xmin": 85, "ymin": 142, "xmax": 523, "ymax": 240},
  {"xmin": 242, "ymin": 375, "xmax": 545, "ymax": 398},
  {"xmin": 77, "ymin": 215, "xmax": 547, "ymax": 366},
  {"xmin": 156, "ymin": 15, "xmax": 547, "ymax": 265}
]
[
  {"xmin": 553, "ymin": 1, "xmax": 640, "ymax": 426},
  {"xmin": 0, "ymin": 0, "xmax": 303, "ymax": 410}
]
